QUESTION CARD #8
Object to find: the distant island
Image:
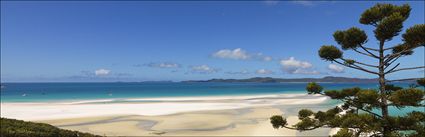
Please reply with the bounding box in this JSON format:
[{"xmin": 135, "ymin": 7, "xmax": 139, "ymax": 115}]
[{"xmin": 183, "ymin": 76, "xmax": 381, "ymax": 83}]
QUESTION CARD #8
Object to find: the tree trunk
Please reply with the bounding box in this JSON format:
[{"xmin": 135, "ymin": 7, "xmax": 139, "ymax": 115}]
[{"xmin": 379, "ymin": 41, "xmax": 389, "ymax": 136}]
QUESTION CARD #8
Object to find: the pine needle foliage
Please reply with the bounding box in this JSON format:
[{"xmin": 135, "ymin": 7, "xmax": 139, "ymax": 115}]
[{"xmin": 271, "ymin": 3, "xmax": 425, "ymax": 137}]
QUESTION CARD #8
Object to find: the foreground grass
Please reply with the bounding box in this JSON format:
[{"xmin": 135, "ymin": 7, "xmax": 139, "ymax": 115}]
[{"xmin": 1, "ymin": 118, "xmax": 101, "ymax": 137}]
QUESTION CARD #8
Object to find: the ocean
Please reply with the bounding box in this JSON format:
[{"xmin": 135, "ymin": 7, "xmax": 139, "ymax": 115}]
[
  {"xmin": 0, "ymin": 82, "xmax": 414, "ymax": 102},
  {"xmin": 1, "ymin": 82, "xmax": 423, "ymax": 116}
]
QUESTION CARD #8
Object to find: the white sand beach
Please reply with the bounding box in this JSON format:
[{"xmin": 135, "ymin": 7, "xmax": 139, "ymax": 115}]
[{"xmin": 1, "ymin": 93, "xmax": 335, "ymax": 136}]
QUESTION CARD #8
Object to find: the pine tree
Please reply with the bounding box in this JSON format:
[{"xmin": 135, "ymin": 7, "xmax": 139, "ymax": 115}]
[{"xmin": 270, "ymin": 3, "xmax": 424, "ymax": 137}]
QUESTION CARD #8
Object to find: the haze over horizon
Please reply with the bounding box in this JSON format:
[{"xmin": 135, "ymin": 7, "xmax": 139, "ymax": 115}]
[{"xmin": 1, "ymin": 1, "xmax": 424, "ymax": 82}]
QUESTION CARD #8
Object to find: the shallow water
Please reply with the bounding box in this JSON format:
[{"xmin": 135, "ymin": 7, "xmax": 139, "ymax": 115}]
[
  {"xmin": 1, "ymin": 82, "xmax": 395, "ymax": 102},
  {"xmin": 1, "ymin": 82, "xmax": 422, "ymax": 116}
]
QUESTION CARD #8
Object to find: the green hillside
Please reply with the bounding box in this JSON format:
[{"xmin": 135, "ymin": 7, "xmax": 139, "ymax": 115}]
[{"xmin": 1, "ymin": 118, "xmax": 101, "ymax": 137}]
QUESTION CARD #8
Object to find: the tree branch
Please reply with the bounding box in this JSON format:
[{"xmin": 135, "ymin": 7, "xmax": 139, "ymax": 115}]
[
  {"xmin": 384, "ymin": 55, "xmax": 401, "ymax": 70},
  {"xmin": 384, "ymin": 63, "xmax": 400, "ymax": 74},
  {"xmin": 353, "ymin": 48, "xmax": 378, "ymax": 58},
  {"xmin": 359, "ymin": 45, "xmax": 379, "ymax": 58},
  {"xmin": 317, "ymin": 93, "xmax": 383, "ymax": 118},
  {"xmin": 384, "ymin": 46, "xmax": 422, "ymax": 62},
  {"xmin": 363, "ymin": 46, "xmax": 379, "ymax": 52},
  {"xmin": 344, "ymin": 99, "xmax": 383, "ymax": 118},
  {"xmin": 282, "ymin": 126, "xmax": 298, "ymax": 130},
  {"xmin": 384, "ymin": 53, "xmax": 403, "ymax": 65},
  {"xmin": 334, "ymin": 59, "xmax": 379, "ymax": 75},
  {"xmin": 282, "ymin": 125, "xmax": 322, "ymax": 131},
  {"xmin": 354, "ymin": 60, "xmax": 379, "ymax": 68},
  {"xmin": 383, "ymin": 46, "xmax": 396, "ymax": 51},
  {"xmin": 386, "ymin": 66, "xmax": 425, "ymax": 74}
]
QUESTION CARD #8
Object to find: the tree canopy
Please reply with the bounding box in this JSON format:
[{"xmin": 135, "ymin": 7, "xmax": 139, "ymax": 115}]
[{"xmin": 271, "ymin": 3, "xmax": 424, "ymax": 137}]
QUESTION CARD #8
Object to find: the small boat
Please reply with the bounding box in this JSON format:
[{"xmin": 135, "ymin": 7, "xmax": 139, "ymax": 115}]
[{"xmin": 22, "ymin": 93, "xmax": 27, "ymax": 97}]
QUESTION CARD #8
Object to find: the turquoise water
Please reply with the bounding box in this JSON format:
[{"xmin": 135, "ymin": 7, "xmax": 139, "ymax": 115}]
[
  {"xmin": 1, "ymin": 82, "xmax": 422, "ymax": 116},
  {"xmin": 0, "ymin": 82, "xmax": 410, "ymax": 102}
]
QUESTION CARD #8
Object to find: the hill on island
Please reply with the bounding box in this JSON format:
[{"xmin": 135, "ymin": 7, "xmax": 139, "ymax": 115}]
[{"xmin": 183, "ymin": 76, "xmax": 380, "ymax": 83}]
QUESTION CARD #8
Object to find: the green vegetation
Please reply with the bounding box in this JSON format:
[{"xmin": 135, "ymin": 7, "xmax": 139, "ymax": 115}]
[
  {"xmin": 1, "ymin": 118, "xmax": 101, "ymax": 137},
  {"xmin": 271, "ymin": 3, "xmax": 424, "ymax": 137}
]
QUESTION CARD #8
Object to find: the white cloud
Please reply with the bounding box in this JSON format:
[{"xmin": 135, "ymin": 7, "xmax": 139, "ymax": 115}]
[
  {"xmin": 280, "ymin": 57, "xmax": 312, "ymax": 73},
  {"xmin": 256, "ymin": 69, "xmax": 274, "ymax": 74},
  {"xmin": 95, "ymin": 69, "xmax": 111, "ymax": 76},
  {"xmin": 280, "ymin": 57, "xmax": 321, "ymax": 74},
  {"xmin": 191, "ymin": 65, "xmax": 219, "ymax": 74},
  {"xmin": 226, "ymin": 70, "xmax": 250, "ymax": 75},
  {"xmin": 328, "ymin": 64, "xmax": 345, "ymax": 73},
  {"xmin": 212, "ymin": 48, "xmax": 272, "ymax": 61},
  {"xmin": 212, "ymin": 48, "xmax": 250, "ymax": 60},
  {"xmin": 280, "ymin": 57, "xmax": 312, "ymax": 68},
  {"xmin": 142, "ymin": 62, "xmax": 181, "ymax": 68}
]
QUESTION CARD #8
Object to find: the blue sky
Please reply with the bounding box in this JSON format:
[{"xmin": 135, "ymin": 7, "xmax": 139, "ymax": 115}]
[{"xmin": 1, "ymin": 1, "xmax": 424, "ymax": 82}]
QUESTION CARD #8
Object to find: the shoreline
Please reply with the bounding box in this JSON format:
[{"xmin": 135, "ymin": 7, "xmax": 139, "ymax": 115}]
[
  {"xmin": 1, "ymin": 93, "xmax": 328, "ymax": 121},
  {"xmin": 1, "ymin": 93, "xmax": 335, "ymax": 136},
  {"xmin": 1, "ymin": 91, "xmax": 307, "ymax": 103}
]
